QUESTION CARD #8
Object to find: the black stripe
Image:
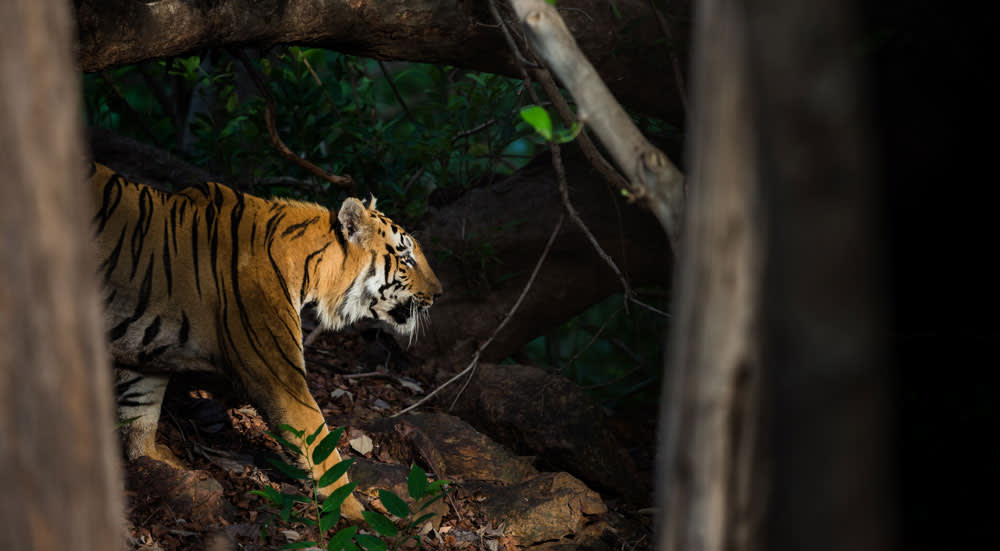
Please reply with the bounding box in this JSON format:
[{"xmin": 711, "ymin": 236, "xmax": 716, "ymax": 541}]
[
  {"xmin": 267, "ymin": 240, "xmax": 294, "ymax": 307},
  {"xmin": 141, "ymin": 316, "xmax": 162, "ymax": 345},
  {"xmin": 162, "ymin": 220, "xmax": 173, "ymax": 296},
  {"xmin": 228, "ymin": 192, "xmax": 262, "ymax": 350},
  {"xmin": 104, "ymin": 289, "xmax": 117, "ymax": 308},
  {"xmin": 109, "ymin": 258, "xmax": 154, "ymax": 341},
  {"xmin": 115, "ymin": 376, "xmax": 143, "ymax": 395},
  {"xmin": 93, "ymin": 174, "xmax": 124, "ymax": 234},
  {"xmin": 169, "ymin": 203, "xmax": 180, "ymax": 255},
  {"xmin": 282, "ymin": 216, "xmax": 320, "ymax": 239},
  {"xmin": 300, "ymin": 243, "xmax": 330, "ymax": 303},
  {"xmin": 383, "ymin": 254, "xmax": 392, "ymax": 281},
  {"xmin": 129, "ymin": 186, "xmax": 154, "ymax": 279},
  {"xmin": 118, "ymin": 398, "xmax": 155, "ymax": 408},
  {"xmin": 138, "ymin": 344, "xmax": 171, "ymax": 364},
  {"xmin": 191, "ymin": 210, "xmax": 202, "ymax": 296},
  {"xmin": 209, "ymin": 209, "xmax": 221, "ymax": 298},
  {"xmin": 99, "ymin": 227, "xmax": 127, "ymax": 281},
  {"xmin": 178, "ymin": 312, "xmax": 190, "ymax": 345},
  {"xmin": 330, "ymin": 217, "xmax": 348, "ymax": 268}
]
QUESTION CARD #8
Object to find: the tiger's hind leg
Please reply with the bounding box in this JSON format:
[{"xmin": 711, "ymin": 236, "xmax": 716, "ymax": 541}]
[{"xmin": 115, "ymin": 367, "xmax": 184, "ymax": 468}]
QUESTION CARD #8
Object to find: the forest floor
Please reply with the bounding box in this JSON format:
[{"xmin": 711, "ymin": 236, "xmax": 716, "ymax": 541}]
[{"xmin": 122, "ymin": 325, "xmax": 656, "ymax": 551}]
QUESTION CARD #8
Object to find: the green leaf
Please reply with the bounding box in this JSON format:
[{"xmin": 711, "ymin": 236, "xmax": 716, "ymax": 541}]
[
  {"xmin": 282, "ymin": 542, "xmax": 318, "ymax": 550},
  {"xmin": 319, "ymin": 511, "xmax": 339, "ymax": 533},
  {"xmin": 250, "ymin": 486, "xmax": 283, "ymax": 505},
  {"xmin": 278, "ymin": 424, "xmax": 305, "ymax": 439},
  {"xmin": 280, "ymin": 496, "xmax": 294, "ymax": 521},
  {"xmin": 322, "ymin": 482, "xmax": 358, "ymax": 513},
  {"xmin": 520, "ymin": 106, "xmax": 553, "ymax": 141},
  {"xmin": 317, "ymin": 458, "xmax": 354, "ymax": 488},
  {"xmin": 307, "ymin": 422, "xmax": 326, "ymax": 446},
  {"xmin": 313, "ymin": 426, "xmax": 345, "ymax": 465},
  {"xmin": 407, "ymin": 464, "xmax": 428, "ymax": 500},
  {"xmin": 266, "ymin": 456, "xmax": 308, "ymax": 480},
  {"xmin": 426, "ymin": 480, "xmax": 450, "ymax": 495},
  {"xmin": 265, "ymin": 430, "xmax": 303, "ymax": 456},
  {"xmin": 410, "ymin": 512, "xmax": 436, "ymax": 529},
  {"xmin": 553, "ymin": 121, "xmax": 583, "ymax": 144},
  {"xmin": 379, "ymin": 490, "xmax": 410, "ymax": 518},
  {"xmin": 355, "ymin": 534, "xmax": 388, "ymax": 551},
  {"xmin": 362, "ymin": 510, "xmax": 398, "ymax": 538},
  {"xmin": 328, "ymin": 526, "xmax": 359, "ymax": 551}
]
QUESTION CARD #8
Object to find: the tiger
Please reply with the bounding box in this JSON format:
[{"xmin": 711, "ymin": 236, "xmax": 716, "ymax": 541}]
[{"xmin": 90, "ymin": 162, "xmax": 443, "ymax": 520}]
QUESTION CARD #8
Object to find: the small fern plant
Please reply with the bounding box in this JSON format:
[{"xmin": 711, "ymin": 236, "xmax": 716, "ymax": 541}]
[{"xmin": 252, "ymin": 423, "xmax": 449, "ymax": 551}]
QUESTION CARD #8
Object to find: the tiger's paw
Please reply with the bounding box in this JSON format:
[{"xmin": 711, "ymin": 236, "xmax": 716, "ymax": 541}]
[
  {"xmin": 146, "ymin": 443, "xmax": 187, "ymax": 470},
  {"xmin": 341, "ymin": 493, "xmax": 365, "ymax": 522}
]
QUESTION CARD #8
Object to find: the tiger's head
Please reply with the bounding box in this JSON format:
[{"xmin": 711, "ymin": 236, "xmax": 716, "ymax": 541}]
[{"xmin": 317, "ymin": 196, "xmax": 442, "ymax": 339}]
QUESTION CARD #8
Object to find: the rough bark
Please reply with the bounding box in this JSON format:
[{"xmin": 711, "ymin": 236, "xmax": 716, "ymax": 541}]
[
  {"xmin": 85, "ymin": 134, "xmax": 674, "ymax": 367},
  {"xmin": 655, "ymin": 0, "xmax": 892, "ymax": 550},
  {"xmin": 656, "ymin": 0, "xmax": 765, "ymax": 547},
  {"xmin": 0, "ymin": 1, "xmax": 123, "ymax": 549},
  {"xmin": 74, "ymin": 0, "xmax": 689, "ymax": 121},
  {"xmin": 745, "ymin": 1, "xmax": 894, "ymax": 549}
]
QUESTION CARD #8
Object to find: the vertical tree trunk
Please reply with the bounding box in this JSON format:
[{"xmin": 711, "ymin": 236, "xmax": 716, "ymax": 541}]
[
  {"xmin": 655, "ymin": 0, "xmax": 893, "ymax": 549},
  {"xmin": 0, "ymin": 1, "xmax": 123, "ymax": 550}
]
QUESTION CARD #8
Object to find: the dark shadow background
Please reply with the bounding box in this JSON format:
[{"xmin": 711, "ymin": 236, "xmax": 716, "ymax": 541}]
[{"xmin": 866, "ymin": 2, "xmax": 995, "ymax": 547}]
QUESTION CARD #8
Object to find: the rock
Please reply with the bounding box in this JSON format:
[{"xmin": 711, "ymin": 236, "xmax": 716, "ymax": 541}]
[
  {"xmin": 366, "ymin": 412, "xmax": 537, "ymax": 485},
  {"xmin": 476, "ymin": 472, "xmax": 607, "ymax": 545},
  {"xmin": 447, "ymin": 364, "xmax": 641, "ymax": 500},
  {"xmin": 348, "ymin": 459, "xmax": 449, "ymax": 531},
  {"xmin": 126, "ymin": 456, "xmax": 232, "ymax": 523}
]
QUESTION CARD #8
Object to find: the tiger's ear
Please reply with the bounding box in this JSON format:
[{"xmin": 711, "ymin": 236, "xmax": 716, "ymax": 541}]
[{"xmin": 338, "ymin": 197, "xmax": 373, "ymax": 245}]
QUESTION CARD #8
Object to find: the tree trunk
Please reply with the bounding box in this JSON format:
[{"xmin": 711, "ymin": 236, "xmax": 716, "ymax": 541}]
[
  {"xmin": 0, "ymin": 1, "xmax": 123, "ymax": 549},
  {"xmin": 73, "ymin": 0, "xmax": 689, "ymax": 122},
  {"xmin": 655, "ymin": 0, "xmax": 893, "ymax": 549}
]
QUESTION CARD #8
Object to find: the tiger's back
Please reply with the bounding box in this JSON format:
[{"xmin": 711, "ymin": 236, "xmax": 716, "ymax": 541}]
[{"xmin": 90, "ymin": 162, "xmax": 442, "ymax": 520}]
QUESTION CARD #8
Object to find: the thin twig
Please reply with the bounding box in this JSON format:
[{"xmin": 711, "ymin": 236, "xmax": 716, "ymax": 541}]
[
  {"xmin": 488, "ymin": 0, "xmax": 542, "ymax": 68},
  {"xmin": 452, "ymin": 119, "xmax": 498, "ymax": 142},
  {"xmin": 231, "ymin": 48, "xmax": 354, "ymax": 189},
  {"xmin": 646, "ymin": 0, "xmax": 689, "ymax": 115},
  {"xmin": 629, "ymin": 296, "xmax": 671, "ymax": 318},
  {"xmin": 561, "ymin": 304, "xmax": 624, "ymax": 372},
  {"xmin": 393, "ymin": 216, "xmax": 564, "ymax": 417},
  {"xmin": 531, "ymin": 68, "xmax": 631, "ymax": 193},
  {"xmin": 580, "ymin": 364, "xmax": 644, "ymax": 390},
  {"xmin": 303, "ymin": 325, "xmax": 324, "ymax": 347},
  {"xmin": 377, "ymin": 60, "xmax": 412, "ymax": 119},
  {"xmin": 299, "ymin": 54, "xmax": 341, "ymax": 118},
  {"xmin": 494, "ymin": 0, "xmax": 634, "ymax": 311},
  {"xmin": 551, "ymin": 141, "xmax": 632, "ymax": 311}
]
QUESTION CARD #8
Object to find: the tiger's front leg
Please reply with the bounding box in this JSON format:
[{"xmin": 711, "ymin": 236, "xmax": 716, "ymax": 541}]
[
  {"xmin": 250, "ymin": 375, "xmax": 365, "ymax": 521},
  {"xmin": 115, "ymin": 367, "xmax": 185, "ymax": 468}
]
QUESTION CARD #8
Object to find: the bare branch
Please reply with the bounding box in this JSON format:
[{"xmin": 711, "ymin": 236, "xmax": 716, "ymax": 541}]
[
  {"xmin": 393, "ymin": 215, "xmax": 564, "ymax": 417},
  {"xmin": 509, "ymin": 0, "xmax": 686, "ymax": 248},
  {"xmin": 490, "ymin": 0, "xmax": 635, "ymax": 310},
  {"xmin": 232, "ymin": 48, "xmax": 354, "ymax": 190},
  {"xmin": 75, "ymin": 0, "xmax": 686, "ymax": 123}
]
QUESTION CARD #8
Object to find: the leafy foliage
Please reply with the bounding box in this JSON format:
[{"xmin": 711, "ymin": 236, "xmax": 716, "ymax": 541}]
[
  {"xmin": 83, "ymin": 48, "xmax": 541, "ymax": 224},
  {"xmin": 521, "ymin": 292, "xmax": 670, "ymax": 407},
  {"xmin": 254, "ymin": 423, "xmax": 450, "ymax": 550}
]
